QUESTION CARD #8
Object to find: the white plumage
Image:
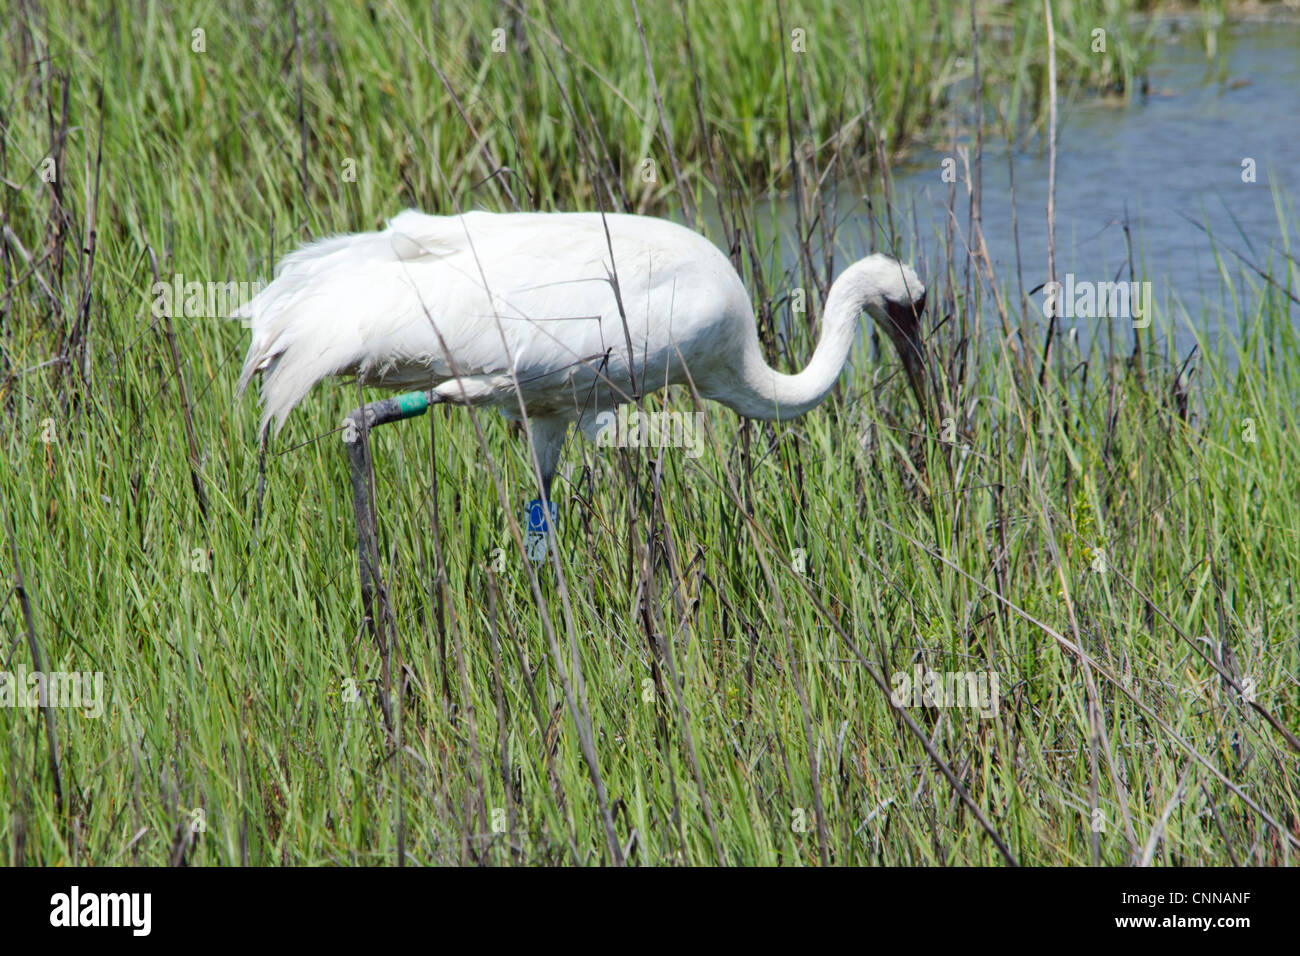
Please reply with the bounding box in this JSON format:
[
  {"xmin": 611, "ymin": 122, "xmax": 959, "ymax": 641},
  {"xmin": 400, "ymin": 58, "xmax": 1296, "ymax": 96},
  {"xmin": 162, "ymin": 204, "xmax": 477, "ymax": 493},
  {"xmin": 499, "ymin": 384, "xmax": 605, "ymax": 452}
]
[{"xmin": 237, "ymin": 209, "xmax": 927, "ymax": 494}]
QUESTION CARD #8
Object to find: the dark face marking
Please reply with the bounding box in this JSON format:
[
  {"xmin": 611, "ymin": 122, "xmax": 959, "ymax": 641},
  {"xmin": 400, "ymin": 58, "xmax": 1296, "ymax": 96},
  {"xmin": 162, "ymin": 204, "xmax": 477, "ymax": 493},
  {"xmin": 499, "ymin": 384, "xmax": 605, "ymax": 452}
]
[
  {"xmin": 881, "ymin": 290, "xmax": 929, "ymax": 420},
  {"xmin": 884, "ymin": 290, "xmax": 925, "ymax": 341}
]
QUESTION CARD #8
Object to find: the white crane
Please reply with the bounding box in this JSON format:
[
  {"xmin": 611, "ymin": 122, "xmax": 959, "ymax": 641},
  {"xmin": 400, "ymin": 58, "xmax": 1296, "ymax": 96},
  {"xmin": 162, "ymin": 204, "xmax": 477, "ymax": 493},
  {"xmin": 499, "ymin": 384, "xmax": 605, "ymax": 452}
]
[
  {"xmin": 238, "ymin": 209, "xmax": 930, "ymax": 502},
  {"xmin": 237, "ymin": 209, "xmax": 927, "ymax": 620}
]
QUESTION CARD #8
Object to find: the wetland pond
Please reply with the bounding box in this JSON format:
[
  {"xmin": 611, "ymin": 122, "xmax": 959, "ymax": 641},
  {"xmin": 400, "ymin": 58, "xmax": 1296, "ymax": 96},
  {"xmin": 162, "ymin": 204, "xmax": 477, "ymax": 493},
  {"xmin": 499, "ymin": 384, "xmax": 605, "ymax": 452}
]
[{"xmin": 741, "ymin": 18, "xmax": 1299, "ymax": 358}]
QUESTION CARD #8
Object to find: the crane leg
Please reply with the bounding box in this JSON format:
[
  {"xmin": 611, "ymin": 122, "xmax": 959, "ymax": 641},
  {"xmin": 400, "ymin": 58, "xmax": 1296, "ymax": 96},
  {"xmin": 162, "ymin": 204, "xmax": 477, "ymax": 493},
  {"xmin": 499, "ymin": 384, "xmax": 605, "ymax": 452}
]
[
  {"xmin": 524, "ymin": 417, "xmax": 567, "ymax": 561},
  {"xmin": 345, "ymin": 390, "xmax": 435, "ymax": 639}
]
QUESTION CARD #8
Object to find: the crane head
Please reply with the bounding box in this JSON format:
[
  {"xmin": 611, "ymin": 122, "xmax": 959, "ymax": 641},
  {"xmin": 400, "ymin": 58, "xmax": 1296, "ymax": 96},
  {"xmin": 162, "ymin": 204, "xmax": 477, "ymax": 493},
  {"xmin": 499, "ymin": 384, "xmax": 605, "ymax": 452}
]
[{"xmin": 862, "ymin": 255, "xmax": 930, "ymax": 421}]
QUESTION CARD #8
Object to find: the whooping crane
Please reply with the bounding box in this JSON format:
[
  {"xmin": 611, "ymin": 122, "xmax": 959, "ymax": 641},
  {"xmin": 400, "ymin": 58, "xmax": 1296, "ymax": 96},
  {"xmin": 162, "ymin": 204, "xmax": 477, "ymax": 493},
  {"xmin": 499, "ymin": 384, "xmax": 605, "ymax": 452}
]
[{"xmin": 236, "ymin": 210, "xmax": 928, "ymax": 600}]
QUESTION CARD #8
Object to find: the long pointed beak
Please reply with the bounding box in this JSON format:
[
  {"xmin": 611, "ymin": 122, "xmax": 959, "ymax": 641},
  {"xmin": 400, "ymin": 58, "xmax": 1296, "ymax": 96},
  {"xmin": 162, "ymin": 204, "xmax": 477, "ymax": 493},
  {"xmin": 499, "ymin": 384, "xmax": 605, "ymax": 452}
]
[
  {"xmin": 885, "ymin": 292, "xmax": 930, "ymax": 423},
  {"xmin": 900, "ymin": 331, "xmax": 930, "ymax": 424}
]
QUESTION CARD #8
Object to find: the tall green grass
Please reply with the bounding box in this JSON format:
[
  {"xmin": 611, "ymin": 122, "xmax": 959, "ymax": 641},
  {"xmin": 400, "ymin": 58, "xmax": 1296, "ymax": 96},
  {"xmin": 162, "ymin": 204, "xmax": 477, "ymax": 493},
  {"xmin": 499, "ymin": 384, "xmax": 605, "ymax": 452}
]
[
  {"xmin": 2, "ymin": 0, "xmax": 1296, "ymax": 866},
  {"xmin": 2, "ymin": 0, "xmax": 1165, "ymax": 234}
]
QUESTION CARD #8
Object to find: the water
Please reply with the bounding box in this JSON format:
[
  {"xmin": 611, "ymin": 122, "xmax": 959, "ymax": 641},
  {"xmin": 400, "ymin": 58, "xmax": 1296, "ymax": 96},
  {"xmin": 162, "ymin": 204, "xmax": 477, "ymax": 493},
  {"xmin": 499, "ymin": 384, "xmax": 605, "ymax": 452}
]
[{"xmin": 751, "ymin": 19, "xmax": 1300, "ymax": 355}]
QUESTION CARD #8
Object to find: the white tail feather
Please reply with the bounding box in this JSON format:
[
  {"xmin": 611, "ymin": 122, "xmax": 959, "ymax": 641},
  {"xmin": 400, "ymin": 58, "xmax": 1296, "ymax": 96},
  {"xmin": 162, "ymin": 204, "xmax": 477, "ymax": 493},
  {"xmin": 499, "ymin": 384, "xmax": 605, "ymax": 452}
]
[{"xmin": 235, "ymin": 211, "xmax": 454, "ymax": 435}]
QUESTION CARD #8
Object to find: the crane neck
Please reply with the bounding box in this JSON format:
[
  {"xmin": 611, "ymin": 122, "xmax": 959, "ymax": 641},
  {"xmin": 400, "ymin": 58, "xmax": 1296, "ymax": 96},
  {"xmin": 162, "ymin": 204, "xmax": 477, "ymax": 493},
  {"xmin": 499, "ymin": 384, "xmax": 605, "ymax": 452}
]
[{"xmin": 723, "ymin": 271, "xmax": 870, "ymax": 421}]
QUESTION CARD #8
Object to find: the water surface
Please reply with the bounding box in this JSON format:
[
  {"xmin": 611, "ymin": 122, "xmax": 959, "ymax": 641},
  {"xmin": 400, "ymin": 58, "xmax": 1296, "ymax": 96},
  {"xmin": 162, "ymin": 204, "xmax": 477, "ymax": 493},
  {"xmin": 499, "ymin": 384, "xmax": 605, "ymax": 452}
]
[{"xmin": 746, "ymin": 20, "xmax": 1299, "ymax": 355}]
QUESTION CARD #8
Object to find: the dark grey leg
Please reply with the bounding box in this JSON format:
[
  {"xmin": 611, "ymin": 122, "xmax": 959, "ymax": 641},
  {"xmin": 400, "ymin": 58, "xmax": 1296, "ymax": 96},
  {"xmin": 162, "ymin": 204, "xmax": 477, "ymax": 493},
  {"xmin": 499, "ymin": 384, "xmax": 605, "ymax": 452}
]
[{"xmin": 345, "ymin": 391, "xmax": 434, "ymax": 636}]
